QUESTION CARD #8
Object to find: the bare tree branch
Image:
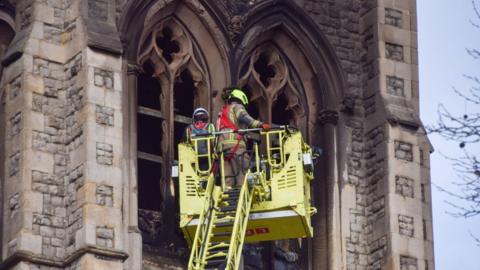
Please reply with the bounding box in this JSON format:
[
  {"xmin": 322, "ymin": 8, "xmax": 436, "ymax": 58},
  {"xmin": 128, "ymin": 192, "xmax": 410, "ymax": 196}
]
[{"xmin": 428, "ymin": 1, "xmax": 480, "ymax": 225}]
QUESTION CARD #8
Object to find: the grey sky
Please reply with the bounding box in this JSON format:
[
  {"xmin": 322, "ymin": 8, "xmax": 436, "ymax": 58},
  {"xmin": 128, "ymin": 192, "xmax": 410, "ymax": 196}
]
[{"xmin": 417, "ymin": 0, "xmax": 480, "ymax": 269}]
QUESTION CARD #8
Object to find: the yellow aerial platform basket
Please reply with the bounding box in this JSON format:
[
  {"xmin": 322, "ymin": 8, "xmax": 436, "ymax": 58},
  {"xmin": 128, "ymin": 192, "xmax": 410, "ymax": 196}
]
[{"xmin": 177, "ymin": 128, "xmax": 317, "ymax": 246}]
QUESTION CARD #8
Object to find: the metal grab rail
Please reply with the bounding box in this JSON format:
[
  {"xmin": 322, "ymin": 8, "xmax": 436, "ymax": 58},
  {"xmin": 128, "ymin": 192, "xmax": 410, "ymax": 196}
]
[
  {"xmin": 191, "ymin": 135, "xmax": 216, "ymax": 175},
  {"xmin": 225, "ymin": 175, "xmax": 254, "ymax": 270},
  {"xmin": 187, "ymin": 174, "xmax": 218, "ymax": 270}
]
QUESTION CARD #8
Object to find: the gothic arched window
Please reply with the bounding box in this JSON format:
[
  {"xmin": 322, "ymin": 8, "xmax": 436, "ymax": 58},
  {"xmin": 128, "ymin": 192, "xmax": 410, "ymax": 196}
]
[
  {"xmin": 239, "ymin": 46, "xmax": 307, "ymax": 132},
  {"xmin": 135, "ymin": 19, "xmax": 210, "ymax": 256}
]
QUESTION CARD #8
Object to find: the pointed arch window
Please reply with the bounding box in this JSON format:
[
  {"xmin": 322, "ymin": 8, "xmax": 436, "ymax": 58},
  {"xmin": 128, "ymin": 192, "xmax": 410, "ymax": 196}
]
[
  {"xmin": 239, "ymin": 46, "xmax": 307, "ymax": 131},
  {"xmin": 135, "ymin": 19, "xmax": 210, "ymax": 253}
]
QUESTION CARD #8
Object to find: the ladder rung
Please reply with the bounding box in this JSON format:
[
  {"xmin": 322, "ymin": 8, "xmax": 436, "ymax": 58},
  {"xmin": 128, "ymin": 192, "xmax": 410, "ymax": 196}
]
[
  {"xmin": 205, "ymin": 258, "xmax": 226, "ymax": 268},
  {"xmin": 216, "ymin": 216, "xmax": 234, "ymax": 222},
  {"xmin": 206, "ymin": 251, "xmax": 227, "ymax": 260},
  {"xmin": 215, "ymin": 222, "xmax": 234, "ymax": 228},
  {"xmin": 219, "ymin": 205, "xmax": 236, "ymax": 212},
  {"xmin": 208, "ymin": 243, "xmax": 229, "ymax": 251},
  {"xmin": 213, "ymin": 231, "xmax": 232, "ymax": 237}
]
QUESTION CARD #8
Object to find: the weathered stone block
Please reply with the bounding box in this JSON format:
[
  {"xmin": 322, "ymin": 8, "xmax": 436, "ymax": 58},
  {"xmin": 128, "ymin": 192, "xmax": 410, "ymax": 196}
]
[
  {"xmin": 96, "ymin": 105, "xmax": 114, "ymax": 126},
  {"xmin": 400, "ymin": 255, "xmax": 418, "ymax": 270},
  {"xmin": 398, "ymin": 215, "xmax": 414, "ymax": 237},
  {"xmin": 9, "ymin": 151, "xmax": 21, "ymax": 176},
  {"xmin": 96, "ymin": 226, "xmax": 114, "ymax": 248},
  {"xmin": 394, "ymin": 140, "xmax": 413, "ymax": 161},
  {"xmin": 96, "ymin": 142, "xmax": 113, "ymax": 165},
  {"xmin": 9, "ymin": 193, "xmax": 20, "ymax": 218},
  {"xmin": 20, "ymin": 3, "xmax": 32, "ymax": 30},
  {"xmin": 89, "ymin": 0, "xmax": 109, "ymax": 21},
  {"xmin": 9, "ymin": 76, "xmax": 22, "ymax": 100},
  {"xmin": 96, "ymin": 184, "xmax": 113, "ymax": 206},
  {"xmin": 395, "ymin": 175, "xmax": 414, "ymax": 198},
  {"xmin": 385, "ymin": 42, "xmax": 404, "ymax": 61},
  {"xmin": 94, "ymin": 68, "xmax": 114, "ymax": 89},
  {"xmin": 385, "ymin": 8, "xmax": 402, "ymax": 27},
  {"xmin": 386, "ymin": 75, "xmax": 404, "ymax": 96}
]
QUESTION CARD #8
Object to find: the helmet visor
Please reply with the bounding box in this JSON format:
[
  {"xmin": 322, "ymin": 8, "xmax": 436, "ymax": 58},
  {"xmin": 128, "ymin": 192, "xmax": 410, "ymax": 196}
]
[{"xmin": 194, "ymin": 113, "xmax": 209, "ymax": 122}]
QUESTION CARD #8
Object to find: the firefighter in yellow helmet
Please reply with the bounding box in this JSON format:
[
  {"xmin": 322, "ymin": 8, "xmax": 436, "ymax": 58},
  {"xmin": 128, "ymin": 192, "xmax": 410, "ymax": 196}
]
[{"xmin": 217, "ymin": 87, "xmax": 270, "ymax": 187}]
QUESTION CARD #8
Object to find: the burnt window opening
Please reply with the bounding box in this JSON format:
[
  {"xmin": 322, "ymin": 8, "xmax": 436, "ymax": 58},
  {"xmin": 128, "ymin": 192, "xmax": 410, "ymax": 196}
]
[
  {"xmin": 138, "ymin": 159, "xmax": 163, "ymax": 211},
  {"xmin": 137, "ymin": 62, "xmax": 164, "ymax": 212},
  {"xmin": 138, "ymin": 62, "xmax": 161, "ymax": 110},
  {"xmin": 156, "ymin": 27, "xmax": 180, "ymax": 63},
  {"xmin": 272, "ymin": 92, "xmax": 295, "ymax": 126},
  {"xmin": 254, "ymin": 52, "xmax": 276, "ymax": 88},
  {"xmin": 173, "ymin": 69, "xmax": 196, "ymax": 160},
  {"xmin": 137, "ymin": 113, "xmax": 163, "ymax": 155},
  {"xmin": 174, "ymin": 69, "xmax": 195, "ymax": 117}
]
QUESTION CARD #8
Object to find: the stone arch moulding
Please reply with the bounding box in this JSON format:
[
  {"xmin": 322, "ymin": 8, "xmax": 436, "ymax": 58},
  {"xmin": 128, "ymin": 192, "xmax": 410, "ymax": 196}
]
[
  {"xmin": 236, "ymin": 2, "xmax": 347, "ymax": 269},
  {"xmin": 237, "ymin": 0, "xmax": 346, "ymax": 110},
  {"xmin": 119, "ymin": 0, "xmax": 231, "ymax": 91},
  {"xmin": 0, "ymin": 2, "xmax": 15, "ymax": 85},
  {"xmin": 119, "ymin": 0, "xmax": 232, "ymax": 268}
]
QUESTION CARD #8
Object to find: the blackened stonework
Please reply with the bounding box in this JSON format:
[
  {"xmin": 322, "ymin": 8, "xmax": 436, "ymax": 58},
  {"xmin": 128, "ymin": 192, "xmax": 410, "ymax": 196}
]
[
  {"xmin": 395, "ymin": 175, "xmax": 415, "ymax": 198},
  {"xmin": 94, "ymin": 68, "xmax": 114, "ymax": 89},
  {"xmin": 400, "ymin": 255, "xmax": 418, "ymax": 270},
  {"xmin": 96, "ymin": 142, "xmax": 113, "ymax": 165},
  {"xmin": 386, "ymin": 75, "xmax": 405, "ymax": 96},
  {"xmin": 385, "ymin": 42, "xmax": 404, "ymax": 62},
  {"xmin": 385, "ymin": 8, "xmax": 402, "ymax": 27},
  {"xmin": 395, "ymin": 140, "xmax": 414, "ymax": 161},
  {"xmin": 398, "ymin": 215, "xmax": 414, "ymax": 237}
]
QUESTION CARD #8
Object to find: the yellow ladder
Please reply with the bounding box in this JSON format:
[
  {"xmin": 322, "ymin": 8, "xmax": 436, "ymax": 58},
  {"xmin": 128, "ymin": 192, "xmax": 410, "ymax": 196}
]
[{"xmin": 187, "ymin": 176, "xmax": 255, "ymax": 270}]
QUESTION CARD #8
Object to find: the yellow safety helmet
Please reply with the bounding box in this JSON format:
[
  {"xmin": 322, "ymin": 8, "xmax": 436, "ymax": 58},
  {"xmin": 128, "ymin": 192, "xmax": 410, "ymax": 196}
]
[{"xmin": 229, "ymin": 89, "xmax": 249, "ymax": 106}]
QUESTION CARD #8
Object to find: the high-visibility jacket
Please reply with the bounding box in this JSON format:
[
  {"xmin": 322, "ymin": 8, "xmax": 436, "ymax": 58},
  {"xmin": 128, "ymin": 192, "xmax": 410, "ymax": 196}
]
[
  {"xmin": 217, "ymin": 102, "xmax": 263, "ymax": 151},
  {"xmin": 184, "ymin": 123, "xmax": 215, "ymax": 154}
]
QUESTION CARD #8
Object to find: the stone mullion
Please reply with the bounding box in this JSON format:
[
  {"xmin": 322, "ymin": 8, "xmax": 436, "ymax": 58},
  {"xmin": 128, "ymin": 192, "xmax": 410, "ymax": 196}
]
[
  {"xmin": 319, "ymin": 110, "xmax": 342, "ymax": 270},
  {"xmin": 125, "ymin": 64, "xmax": 142, "ymax": 270}
]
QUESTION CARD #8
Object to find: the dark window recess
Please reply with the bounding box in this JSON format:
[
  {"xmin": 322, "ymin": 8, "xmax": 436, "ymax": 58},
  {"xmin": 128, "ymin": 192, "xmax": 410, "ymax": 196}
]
[
  {"xmin": 137, "ymin": 113, "xmax": 163, "ymax": 155},
  {"xmin": 254, "ymin": 52, "xmax": 276, "ymax": 88},
  {"xmin": 156, "ymin": 27, "xmax": 180, "ymax": 63},
  {"xmin": 138, "ymin": 62, "xmax": 161, "ymax": 110},
  {"xmin": 137, "ymin": 159, "xmax": 162, "ymax": 211},
  {"xmin": 272, "ymin": 92, "xmax": 294, "ymax": 126},
  {"xmin": 173, "ymin": 122, "xmax": 188, "ymax": 161},
  {"xmin": 242, "ymin": 85, "xmax": 260, "ymax": 119},
  {"xmin": 174, "ymin": 69, "xmax": 195, "ymax": 117},
  {"xmin": 173, "ymin": 69, "xmax": 195, "ymax": 159}
]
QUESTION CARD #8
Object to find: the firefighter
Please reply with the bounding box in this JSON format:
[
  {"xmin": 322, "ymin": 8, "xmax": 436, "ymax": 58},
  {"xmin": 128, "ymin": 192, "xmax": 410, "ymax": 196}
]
[
  {"xmin": 217, "ymin": 87, "xmax": 270, "ymax": 187},
  {"xmin": 184, "ymin": 107, "xmax": 215, "ymax": 171}
]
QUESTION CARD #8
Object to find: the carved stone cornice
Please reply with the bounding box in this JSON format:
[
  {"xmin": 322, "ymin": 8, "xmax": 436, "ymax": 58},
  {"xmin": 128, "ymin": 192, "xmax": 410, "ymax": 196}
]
[
  {"xmin": 0, "ymin": 245, "xmax": 129, "ymax": 270},
  {"xmin": 318, "ymin": 109, "xmax": 339, "ymax": 126}
]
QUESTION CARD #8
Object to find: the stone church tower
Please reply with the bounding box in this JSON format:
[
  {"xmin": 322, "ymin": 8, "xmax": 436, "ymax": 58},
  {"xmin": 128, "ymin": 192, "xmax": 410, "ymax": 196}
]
[{"xmin": 0, "ymin": 0, "xmax": 434, "ymax": 269}]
